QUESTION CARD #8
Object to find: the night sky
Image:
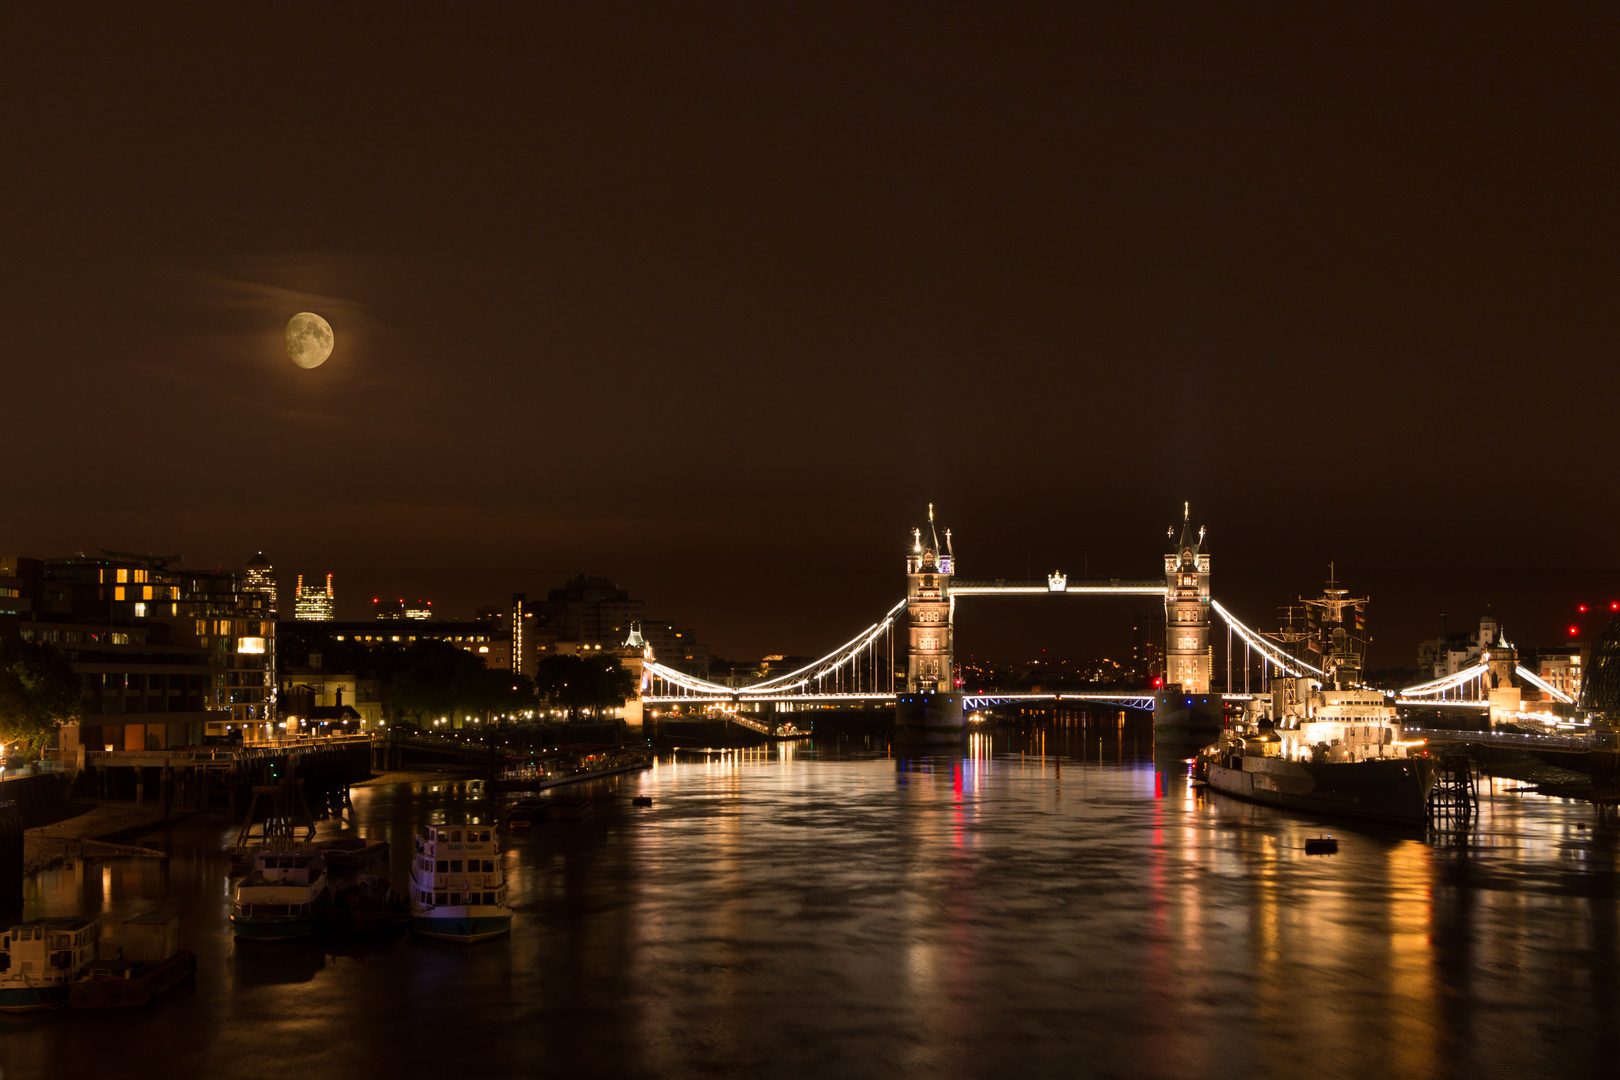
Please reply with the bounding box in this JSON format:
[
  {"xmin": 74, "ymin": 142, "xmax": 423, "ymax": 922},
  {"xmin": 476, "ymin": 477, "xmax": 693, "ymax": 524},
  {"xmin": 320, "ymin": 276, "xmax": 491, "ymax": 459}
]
[{"xmin": 4, "ymin": 6, "xmax": 1618, "ymax": 667}]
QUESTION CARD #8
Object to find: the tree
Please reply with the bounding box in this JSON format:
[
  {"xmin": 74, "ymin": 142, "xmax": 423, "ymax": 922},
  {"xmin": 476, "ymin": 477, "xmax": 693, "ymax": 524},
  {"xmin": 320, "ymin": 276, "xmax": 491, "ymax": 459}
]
[
  {"xmin": 532, "ymin": 653, "xmax": 637, "ymax": 721},
  {"xmin": 383, "ymin": 640, "xmax": 536, "ymax": 728},
  {"xmin": 0, "ymin": 637, "xmax": 83, "ymax": 757},
  {"xmin": 387, "ymin": 640, "xmax": 488, "ymax": 727}
]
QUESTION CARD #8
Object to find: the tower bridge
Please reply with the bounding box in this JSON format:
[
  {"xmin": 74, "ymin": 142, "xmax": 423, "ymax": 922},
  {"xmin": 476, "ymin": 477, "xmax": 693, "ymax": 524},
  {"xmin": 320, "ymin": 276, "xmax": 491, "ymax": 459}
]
[{"xmin": 640, "ymin": 504, "xmax": 1324, "ymax": 741}]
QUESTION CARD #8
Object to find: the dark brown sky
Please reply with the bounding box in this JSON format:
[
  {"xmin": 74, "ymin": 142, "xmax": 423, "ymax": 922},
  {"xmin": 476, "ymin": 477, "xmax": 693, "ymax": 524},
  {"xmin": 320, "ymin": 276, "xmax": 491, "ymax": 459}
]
[{"xmin": 3, "ymin": 5, "xmax": 1618, "ymax": 664}]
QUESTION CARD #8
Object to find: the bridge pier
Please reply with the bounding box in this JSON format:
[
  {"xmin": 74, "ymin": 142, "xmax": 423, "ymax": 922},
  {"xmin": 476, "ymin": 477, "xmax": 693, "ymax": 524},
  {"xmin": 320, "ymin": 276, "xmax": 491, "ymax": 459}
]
[
  {"xmin": 895, "ymin": 692, "xmax": 964, "ymax": 745},
  {"xmin": 1151, "ymin": 689, "xmax": 1222, "ymax": 739}
]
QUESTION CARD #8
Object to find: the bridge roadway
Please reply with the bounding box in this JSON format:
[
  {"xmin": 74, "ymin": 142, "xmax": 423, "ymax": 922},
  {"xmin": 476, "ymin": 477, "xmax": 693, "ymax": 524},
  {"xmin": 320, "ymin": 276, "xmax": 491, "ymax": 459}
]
[
  {"xmin": 1403, "ymin": 726, "xmax": 1593, "ymax": 753},
  {"xmin": 643, "ymin": 690, "xmax": 1258, "ymax": 711}
]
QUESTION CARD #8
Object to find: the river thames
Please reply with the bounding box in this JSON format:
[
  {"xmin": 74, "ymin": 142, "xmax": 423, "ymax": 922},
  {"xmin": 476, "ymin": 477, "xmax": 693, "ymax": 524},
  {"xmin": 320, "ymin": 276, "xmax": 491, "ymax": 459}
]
[{"xmin": 5, "ymin": 721, "xmax": 1618, "ymax": 1079}]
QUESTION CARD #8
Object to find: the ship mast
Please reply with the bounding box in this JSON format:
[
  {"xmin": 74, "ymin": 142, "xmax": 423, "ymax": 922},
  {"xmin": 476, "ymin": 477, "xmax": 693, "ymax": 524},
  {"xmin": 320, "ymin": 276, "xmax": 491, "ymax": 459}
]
[{"xmin": 1299, "ymin": 562, "xmax": 1369, "ymax": 688}]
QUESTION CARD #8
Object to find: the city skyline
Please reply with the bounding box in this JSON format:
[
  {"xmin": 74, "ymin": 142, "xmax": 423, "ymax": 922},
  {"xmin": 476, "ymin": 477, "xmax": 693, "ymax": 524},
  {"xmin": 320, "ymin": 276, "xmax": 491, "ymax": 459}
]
[{"xmin": 5, "ymin": 8, "xmax": 1619, "ymax": 661}]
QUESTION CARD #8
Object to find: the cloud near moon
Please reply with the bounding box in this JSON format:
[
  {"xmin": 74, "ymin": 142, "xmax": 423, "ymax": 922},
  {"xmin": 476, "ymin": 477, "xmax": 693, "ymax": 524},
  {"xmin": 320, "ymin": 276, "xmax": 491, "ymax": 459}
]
[{"xmin": 286, "ymin": 311, "xmax": 335, "ymax": 369}]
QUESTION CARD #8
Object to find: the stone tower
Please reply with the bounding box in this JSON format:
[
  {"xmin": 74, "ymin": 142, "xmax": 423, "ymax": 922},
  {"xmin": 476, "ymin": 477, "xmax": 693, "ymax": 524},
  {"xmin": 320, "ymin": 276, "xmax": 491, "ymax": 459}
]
[
  {"xmin": 1163, "ymin": 502, "xmax": 1212, "ymax": 692},
  {"xmin": 896, "ymin": 504, "xmax": 965, "ymax": 745},
  {"xmin": 905, "ymin": 504, "xmax": 954, "ymax": 692}
]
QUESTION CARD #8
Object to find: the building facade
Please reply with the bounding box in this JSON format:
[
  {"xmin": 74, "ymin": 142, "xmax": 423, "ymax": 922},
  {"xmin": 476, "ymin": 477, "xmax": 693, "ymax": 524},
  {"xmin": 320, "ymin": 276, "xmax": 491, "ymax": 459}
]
[
  {"xmin": 2, "ymin": 552, "xmax": 276, "ymax": 753},
  {"xmin": 283, "ymin": 620, "xmax": 513, "ymax": 671}
]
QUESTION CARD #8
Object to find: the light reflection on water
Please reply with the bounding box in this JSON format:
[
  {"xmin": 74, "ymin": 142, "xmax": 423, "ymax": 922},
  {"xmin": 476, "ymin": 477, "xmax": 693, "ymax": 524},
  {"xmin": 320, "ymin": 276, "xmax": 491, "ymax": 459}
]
[{"xmin": 5, "ymin": 722, "xmax": 1619, "ymax": 1079}]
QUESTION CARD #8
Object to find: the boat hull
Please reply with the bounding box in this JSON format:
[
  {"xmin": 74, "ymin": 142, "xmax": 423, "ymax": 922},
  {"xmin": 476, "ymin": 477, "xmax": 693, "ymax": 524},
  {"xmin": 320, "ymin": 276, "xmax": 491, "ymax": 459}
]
[
  {"xmin": 0, "ymin": 985, "xmax": 69, "ymax": 1013},
  {"xmin": 410, "ymin": 913, "xmax": 512, "ymax": 944},
  {"xmin": 231, "ymin": 916, "xmax": 320, "ymax": 941},
  {"xmin": 1203, "ymin": 756, "xmax": 1435, "ymax": 823},
  {"xmin": 69, "ymin": 951, "xmax": 197, "ymax": 1009}
]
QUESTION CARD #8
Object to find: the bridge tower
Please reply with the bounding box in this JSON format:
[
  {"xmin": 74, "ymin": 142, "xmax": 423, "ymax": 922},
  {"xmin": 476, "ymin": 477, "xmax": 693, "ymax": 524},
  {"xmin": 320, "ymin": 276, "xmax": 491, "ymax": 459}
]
[
  {"xmin": 905, "ymin": 505, "xmax": 954, "ymax": 692},
  {"xmin": 896, "ymin": 505, "xmax": 965, "ymax": 744},
  {"xmin": 1153, "ymin": 502, "xmax": 1222, "ymax": 737}
]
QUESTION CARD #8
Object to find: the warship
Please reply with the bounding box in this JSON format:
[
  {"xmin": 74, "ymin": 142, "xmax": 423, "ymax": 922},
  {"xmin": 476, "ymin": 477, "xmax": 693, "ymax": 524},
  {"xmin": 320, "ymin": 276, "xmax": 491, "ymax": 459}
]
[{"xmin": 1196, "ymin": 570, "xmax": 1437, "ymax": 822}]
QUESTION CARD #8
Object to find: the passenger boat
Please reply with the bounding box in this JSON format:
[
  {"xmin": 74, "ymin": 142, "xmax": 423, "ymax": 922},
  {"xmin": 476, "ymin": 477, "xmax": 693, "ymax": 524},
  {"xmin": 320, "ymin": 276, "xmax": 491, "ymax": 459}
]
[
  {"xmin": 1196, "ymin": 572, "xmax": 1438, "ymax": 823},
  {"xmin": 69, "ymin": 912, "xmax": 196, "ymax": 1009},
  {"xmin": 231, "ymin": 849, "xmax": 330, "ymax": 940},
  {"xmin": 0, "ymin": 918, "xmax": 98, "ymax": 1012},
  {"xmin": 408, "ymin": 824, "xmax": 512, "ymax": 943}
]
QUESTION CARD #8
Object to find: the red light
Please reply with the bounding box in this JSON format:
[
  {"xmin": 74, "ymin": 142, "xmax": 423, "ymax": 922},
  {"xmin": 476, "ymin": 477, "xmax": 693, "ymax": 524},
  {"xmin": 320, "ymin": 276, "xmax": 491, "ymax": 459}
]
[
  {"xmin": 1579, "ymin": 605, "xmax": 1587, "ymax": 613},
  {"xmin": 1611, "ymin": 602, "xmax": 1618, "ymax": 611},
  {"xmin": 1570, "ymin": 626, "xmax": 1580, "ymax": 635},
  {"xmin": 1152, "ymin": 677, "xmax": 1163, "ymax": 688}
]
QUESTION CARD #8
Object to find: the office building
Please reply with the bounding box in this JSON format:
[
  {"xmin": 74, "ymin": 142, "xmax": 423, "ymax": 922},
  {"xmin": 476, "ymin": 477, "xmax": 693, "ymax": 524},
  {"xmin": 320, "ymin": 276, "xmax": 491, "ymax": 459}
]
[
  {"xmin": 294, "ymin": 573, "xmax": 335, "ymax": 621},
  {"xmin": 373, "ymin": 598, "xmax": 434, "ymax": 620}
]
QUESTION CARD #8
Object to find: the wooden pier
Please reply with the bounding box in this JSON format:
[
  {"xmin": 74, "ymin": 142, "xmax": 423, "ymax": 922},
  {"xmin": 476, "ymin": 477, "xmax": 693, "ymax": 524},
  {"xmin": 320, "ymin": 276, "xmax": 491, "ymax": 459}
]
[{"xmin": 74, "ymin": 736, "xmax": 373, "ymax": 823}]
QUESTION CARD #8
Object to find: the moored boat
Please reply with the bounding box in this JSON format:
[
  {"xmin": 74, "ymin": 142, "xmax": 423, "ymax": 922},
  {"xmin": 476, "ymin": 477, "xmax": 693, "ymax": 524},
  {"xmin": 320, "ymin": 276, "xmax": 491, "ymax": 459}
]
[
  {"xmin": 409, "ymin": 824, "xmax": 512, "ymax": 943},
  {"xmin": 0, "ymin": 918, "xmax": 98, "ymax": 1012},
  {"xmin": 325, "ymin": 875, "xmax": 410, "ymax": 937},
  {"xmin": 69, "ymin": 912, "xmax": 196, "ymax": 1009},
  {"xmin": 231, "ymin": 849, "xmax": 329, "ymax": 941},
  {"xmin": 1196, "ymin": 572, "xmax": 1438, "ymax": 823}
]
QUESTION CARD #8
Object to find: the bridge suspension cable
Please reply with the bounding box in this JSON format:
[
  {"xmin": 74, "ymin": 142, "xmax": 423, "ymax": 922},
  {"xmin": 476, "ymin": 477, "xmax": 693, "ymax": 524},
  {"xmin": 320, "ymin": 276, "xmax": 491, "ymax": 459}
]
[
  {"xmin": 1209, "ymin": 600, "xmax": 1325, "ymax": 679},
  {"xmin": 644, "ymin": 598, "xmax": 906, "ymax": 700},
  {"xmin": 1514, "ymin": 665, "xmax": 1575, "ymax": 705},
  {"xmin": 1397, "ymin": 662, "xmax": 1490, "ymax": 698}
]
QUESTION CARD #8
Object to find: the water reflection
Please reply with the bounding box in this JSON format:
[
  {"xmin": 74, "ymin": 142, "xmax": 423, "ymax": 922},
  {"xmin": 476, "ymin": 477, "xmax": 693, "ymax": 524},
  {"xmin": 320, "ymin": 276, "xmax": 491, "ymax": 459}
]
[{"xmin": 5, "ymin": 721, "xmax": 1619, "ymax": 1079}]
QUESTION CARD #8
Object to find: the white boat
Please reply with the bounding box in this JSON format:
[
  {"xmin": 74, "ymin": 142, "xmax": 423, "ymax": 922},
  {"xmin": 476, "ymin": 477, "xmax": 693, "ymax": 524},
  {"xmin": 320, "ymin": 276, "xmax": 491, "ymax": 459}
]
[
  {"xmin": 231, "ymin": 849, "xmax": 329, "ymax": 941},
  {"xmin": 408, "ymin": 824, "xmax": 512, "ymax": 943},
  {"xmin": 0, "ymin": 918, "xmax": 98, "ymax": 1012}
]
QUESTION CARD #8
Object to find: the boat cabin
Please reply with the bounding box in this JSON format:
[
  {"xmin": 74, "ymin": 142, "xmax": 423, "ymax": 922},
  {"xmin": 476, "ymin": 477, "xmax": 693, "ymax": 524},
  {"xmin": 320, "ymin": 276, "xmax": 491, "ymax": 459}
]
[
  {"xmin": 249, "ymin": 850, "xmax": 325, "ymax": 886},
  {"xmin": 0, "ymin": 918, "xmax": 98, "ymax": 979},
  {"xmin": 411, "ymin": 826, "xmax": 505, "ymax": 910}
]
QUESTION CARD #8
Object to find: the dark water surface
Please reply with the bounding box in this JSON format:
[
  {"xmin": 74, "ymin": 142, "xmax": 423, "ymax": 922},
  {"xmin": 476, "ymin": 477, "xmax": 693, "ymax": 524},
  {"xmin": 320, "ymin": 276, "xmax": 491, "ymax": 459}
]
[{"xmin": 6, "ymin": 723, "xmax": 1619, "ymax": 1079}]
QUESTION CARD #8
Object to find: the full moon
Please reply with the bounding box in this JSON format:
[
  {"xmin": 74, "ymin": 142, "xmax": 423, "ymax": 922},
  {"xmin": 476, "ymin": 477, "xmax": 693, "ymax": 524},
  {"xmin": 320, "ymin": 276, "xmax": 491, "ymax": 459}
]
[{"xmin": 285, "ymin": 312, "xmax": 334, "ymax": 369}]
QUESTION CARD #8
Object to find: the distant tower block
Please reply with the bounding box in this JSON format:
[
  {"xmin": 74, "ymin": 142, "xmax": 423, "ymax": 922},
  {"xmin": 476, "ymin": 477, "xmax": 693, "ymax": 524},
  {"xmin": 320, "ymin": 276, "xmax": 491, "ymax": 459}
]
[
  {"xmin": 293, "ymin": 572, "xmax": 335, "ymax": 622},
  {"xmin": 896, "ymin": 504, "xmax": 964, "ymax": 745},
  {"xmin": 905, "ymin": 504, "xmax": 955, "ymax": 692},
  {"xmin": 1153, "ymin": 502, "xmax": 1222, "ymax": 738}
]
